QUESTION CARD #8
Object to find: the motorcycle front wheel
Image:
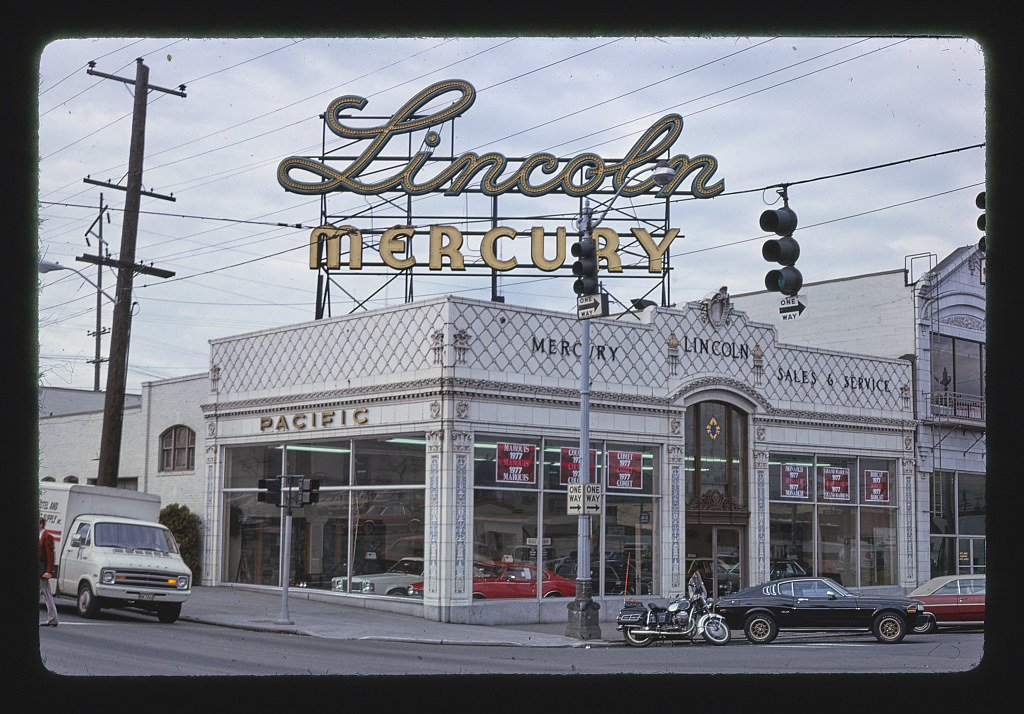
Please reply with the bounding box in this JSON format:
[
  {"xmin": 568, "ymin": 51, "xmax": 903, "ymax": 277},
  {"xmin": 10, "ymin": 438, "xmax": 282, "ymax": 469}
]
[
  {"xmin": 622, "ymin": 626, "xmax": 654, "ymax": 647},
  {"xmin": 702, "ymin": 617, "xmax": 732, "ymax": 645}
]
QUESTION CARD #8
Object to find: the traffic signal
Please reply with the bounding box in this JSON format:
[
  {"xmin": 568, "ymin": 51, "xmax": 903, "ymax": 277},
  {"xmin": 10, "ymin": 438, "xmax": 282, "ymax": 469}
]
[
  {"xmin": 571, "ymin": 237, "xmax": 599, "ymax": 296},
  {"xmin": 760, "ymin": 206, "xmax": 802, "ymax": 296},
  {"xmin": 976, "ymin": 191, "xmax": 986, "ymax": 252},
  {"xmin": 257, "ymin": 477, "xmax": 282, "ymax": 505},
  {"xmin": 299, "ymin": 478, "xmax": 320, "ymax": 505}
]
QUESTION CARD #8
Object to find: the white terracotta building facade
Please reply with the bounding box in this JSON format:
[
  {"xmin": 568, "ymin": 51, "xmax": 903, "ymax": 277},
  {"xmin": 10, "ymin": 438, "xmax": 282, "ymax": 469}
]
[{"xmin": 41, "ymin": 282, "xmax": 926, "ymax": 625}]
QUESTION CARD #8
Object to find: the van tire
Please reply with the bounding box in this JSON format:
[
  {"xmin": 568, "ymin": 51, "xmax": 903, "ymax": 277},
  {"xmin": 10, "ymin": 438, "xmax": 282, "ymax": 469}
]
[
  {"xmin": 156, "ymin": 602, "xmax": 181, "ymax": 623},
  {"xmin": 77, "ymin": 582, "xmax": 100, "ymax": 619}
]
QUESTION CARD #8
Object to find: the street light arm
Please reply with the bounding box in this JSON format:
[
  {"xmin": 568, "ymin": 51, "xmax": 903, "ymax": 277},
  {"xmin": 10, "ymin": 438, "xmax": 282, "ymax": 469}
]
[
  {"xmin": 38, "ymin": 260, "xmax": 117, "ymax": 304},
  {"xmin": 579, "ymin": 160, "xmax": 675, "ymax": 234}
]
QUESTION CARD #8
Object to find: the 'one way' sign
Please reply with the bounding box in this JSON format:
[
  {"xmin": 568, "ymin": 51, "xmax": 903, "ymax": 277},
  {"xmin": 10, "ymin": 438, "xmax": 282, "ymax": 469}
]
[{"xmin": 779, "ymin": 295, "xmax": 806, "ymax": 320}]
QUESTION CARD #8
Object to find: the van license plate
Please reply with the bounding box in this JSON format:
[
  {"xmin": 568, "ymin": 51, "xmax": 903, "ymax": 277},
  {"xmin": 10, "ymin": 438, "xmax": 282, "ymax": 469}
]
[{"xmin": 138, "ymin": 593, "xmax": 154, "ymax": 600}]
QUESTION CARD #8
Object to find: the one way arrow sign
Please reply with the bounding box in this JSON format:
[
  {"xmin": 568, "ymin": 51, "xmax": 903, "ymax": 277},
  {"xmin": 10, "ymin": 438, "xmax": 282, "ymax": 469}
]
[{"xmin": 779, "ymin": 295, "xmax": 806, "ymax": 320}]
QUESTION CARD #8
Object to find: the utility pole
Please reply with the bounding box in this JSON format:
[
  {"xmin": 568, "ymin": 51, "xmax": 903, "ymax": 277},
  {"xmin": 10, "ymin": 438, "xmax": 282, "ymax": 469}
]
[
  {"xmin": 83, "ymin": 194, "xmax": 109, "ymax": 391},
  {"xmin": 86, "ymin": 59, "xmax": 185, "ymax": 487}
]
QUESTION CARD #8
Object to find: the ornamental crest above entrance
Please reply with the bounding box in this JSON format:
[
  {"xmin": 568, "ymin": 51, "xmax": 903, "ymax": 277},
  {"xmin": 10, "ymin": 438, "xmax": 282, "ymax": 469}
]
[{"xmin": 699, "ymin": 287, "xmax": 734, "ymax": 329}]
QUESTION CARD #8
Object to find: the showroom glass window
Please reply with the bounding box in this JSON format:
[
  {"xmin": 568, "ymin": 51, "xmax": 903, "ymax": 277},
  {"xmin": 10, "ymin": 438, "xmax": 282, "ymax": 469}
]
[
  {"xmin": 473, "ymin": 437, "xmax": 658, "ymax": 598},
  {"xmin": 768, "ymin": 453, "xmax": 898, "ymax": 587},
  {"xmin": 221, "ymin": 437, "xmax": 424, "ymax": 590},
  {"xmin": 929, "ymin": 470, "xmax": 986, "ymax": 577},
  {"xmin": 159, "ymin": 425, "xmax": 195, "ymax": 472}
]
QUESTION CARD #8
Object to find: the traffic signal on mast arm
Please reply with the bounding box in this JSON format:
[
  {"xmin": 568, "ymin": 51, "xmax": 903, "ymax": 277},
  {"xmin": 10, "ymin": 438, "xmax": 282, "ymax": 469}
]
[
  {"xmin": 257, "ymin": 477, "xmax": 282, "ymax": 505},
  {"xmin": 976, "ymin": 191, "xmax": 986, "ymax": 253},
  {"xmin": 760, "ymin": 205, "xmax": 802, "ymax": 297},
  {"xmin": 571, "ymin": 237, "xmax": 600, "ymax": 296}
]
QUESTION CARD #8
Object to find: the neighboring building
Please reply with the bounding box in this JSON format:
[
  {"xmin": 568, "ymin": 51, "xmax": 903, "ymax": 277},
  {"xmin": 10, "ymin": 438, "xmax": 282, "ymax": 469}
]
[
  {"xmin": 731, "ymin": 245, "xmax": 987, "ymax": 584},
  {"xmin": 38, "ymin": 376, "xmax": 207, "ymax": 513},
  {"xmin": 37, "ymin": 385, "xmax": 140, "ymax": 418},
  {"xmin": 40, "ymin": 280, "xmax": 921, "ymax": 624}
]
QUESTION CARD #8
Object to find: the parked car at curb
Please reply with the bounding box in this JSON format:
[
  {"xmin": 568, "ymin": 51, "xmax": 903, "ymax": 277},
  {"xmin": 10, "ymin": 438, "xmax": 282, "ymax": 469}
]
[
  {"xmin": 909, "ymin": 574, "xmax": 985, "ymax": 633},
  {"xmin": 716, "ymin": 577, "xmax": 927, "ymax": 644},
  {"xmin": 332, "ymin": 557, "xmax": 424, "ymax": 596},
  {"xmin": 407, "ymin": 561, "xmax": 577, "ymax": 599}
]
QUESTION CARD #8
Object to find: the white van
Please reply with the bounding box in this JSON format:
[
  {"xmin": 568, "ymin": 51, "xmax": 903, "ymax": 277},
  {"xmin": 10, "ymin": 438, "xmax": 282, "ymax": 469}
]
[{"xmin": 39, "ymin": 483, "xmax": 192, "ymax": 623}]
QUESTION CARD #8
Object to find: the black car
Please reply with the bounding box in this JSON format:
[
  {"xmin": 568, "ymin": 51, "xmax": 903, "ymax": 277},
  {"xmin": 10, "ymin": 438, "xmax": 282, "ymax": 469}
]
[{"xmin": 716, "ymin": 577, "xmax": 927, "ymax": 644}]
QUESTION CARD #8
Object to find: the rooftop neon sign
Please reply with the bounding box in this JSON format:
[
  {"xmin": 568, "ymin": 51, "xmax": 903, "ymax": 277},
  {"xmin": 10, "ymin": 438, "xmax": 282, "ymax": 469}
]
[{"xmin": 277, "ymin": 79, "xmax": 725, "ymax": 199}]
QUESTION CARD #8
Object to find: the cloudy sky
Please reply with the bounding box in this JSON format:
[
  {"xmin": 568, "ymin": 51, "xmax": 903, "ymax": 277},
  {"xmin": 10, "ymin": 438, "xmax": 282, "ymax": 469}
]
[{"xmin": 35, "ymin": 35, "xmax": 986, "ymax": 393}]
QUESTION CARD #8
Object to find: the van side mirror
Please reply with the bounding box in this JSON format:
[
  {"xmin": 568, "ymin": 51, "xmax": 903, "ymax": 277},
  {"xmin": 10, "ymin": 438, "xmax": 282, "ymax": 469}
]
[{"xmin": 71, "ymin": 534, "xmax": 84, "ymax": 547}]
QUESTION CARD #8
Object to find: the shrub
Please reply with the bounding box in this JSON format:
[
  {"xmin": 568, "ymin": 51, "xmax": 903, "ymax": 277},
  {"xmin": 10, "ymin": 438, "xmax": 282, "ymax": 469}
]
[{"xmin": 160, "ymin": 503, "xmax": 202, "ymax": 583}]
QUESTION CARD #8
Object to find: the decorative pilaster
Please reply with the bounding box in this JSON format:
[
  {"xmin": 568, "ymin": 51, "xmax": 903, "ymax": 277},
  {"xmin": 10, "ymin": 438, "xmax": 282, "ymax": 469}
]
[
  {"xmin": 754, "ymin": 448, "xmax": 769, "ymax": 586},
  {"xmin": 668, "ymin": 444, "xmax": 685, "ymax": 590},
  {"xmin": 423, "ymin": 427, "xmax": 472, "ymax": 621}
]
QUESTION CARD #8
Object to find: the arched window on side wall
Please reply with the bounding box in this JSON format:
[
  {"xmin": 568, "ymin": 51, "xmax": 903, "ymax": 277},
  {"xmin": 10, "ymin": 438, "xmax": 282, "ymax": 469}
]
[{"xmin": 160, "ymin": 425, "xmax": 196, "ymax": 472}]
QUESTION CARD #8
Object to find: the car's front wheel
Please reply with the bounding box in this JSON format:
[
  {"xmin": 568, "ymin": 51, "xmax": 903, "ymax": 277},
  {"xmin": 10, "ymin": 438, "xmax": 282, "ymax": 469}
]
[
  {"xmin": 743, "ymin": 612, "xmax": 778, "ymax": 644},
  {"xmin": 914, "ymin": 614, "xmax": 937, "ymax": 634},
  {"xmin": 872, "ymin": 611, "xmax": 907, "ymax": 643},
  {"xmin": 77, "ymin": 582, "xmax": 100, "ymax": 619},
  {"xmin": 156, "ymin": 602, "xmax": 181, "ymax": 623}
]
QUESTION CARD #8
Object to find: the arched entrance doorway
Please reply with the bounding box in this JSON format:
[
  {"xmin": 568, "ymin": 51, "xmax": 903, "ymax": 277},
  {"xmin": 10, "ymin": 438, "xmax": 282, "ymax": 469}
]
[{"xmin": 684, "ymin": 400, "xmax": 749, "ymax": 597}]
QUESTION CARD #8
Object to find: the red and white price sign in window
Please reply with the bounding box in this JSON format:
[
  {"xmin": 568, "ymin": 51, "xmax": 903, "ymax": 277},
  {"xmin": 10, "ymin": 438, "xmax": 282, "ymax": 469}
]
[
  {"xmin": 607, "ymin": 450, "xmax": 642, "ymax": 489},
  {"xmin": 560, "ymin": 447, "xmax": 597, "ymax": 485},
  {"xmin": 864, "ymin": 469, "xmax": 889, "ymax": 502},
  {"xmin": 781, "ymin": 464, "xmax": 808, "ymax": 499},
  {"xmin": 496, "ymin": 442, "xmax": 536, "ymax": 484},
  {"xmin": 821, "ymin": 466, "xmax": 850, "ymax": 501}
]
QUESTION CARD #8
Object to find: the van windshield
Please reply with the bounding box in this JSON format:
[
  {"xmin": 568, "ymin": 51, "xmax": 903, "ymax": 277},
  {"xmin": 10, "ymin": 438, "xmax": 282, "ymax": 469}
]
[{"xmin": 94, "ymin": 523, "xmax": 179, "ymax": 553}]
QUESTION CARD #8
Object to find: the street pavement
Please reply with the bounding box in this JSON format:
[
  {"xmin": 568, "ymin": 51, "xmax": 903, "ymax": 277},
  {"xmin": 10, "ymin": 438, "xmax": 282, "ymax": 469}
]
[{"xmin": 178, "ymin": 585, "xmax": 620, "ymax": 647}]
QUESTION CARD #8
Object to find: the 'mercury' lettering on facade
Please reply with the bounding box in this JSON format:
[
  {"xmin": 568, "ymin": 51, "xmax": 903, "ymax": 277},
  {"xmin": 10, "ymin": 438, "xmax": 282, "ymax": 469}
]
[
  {"xmin": 532, "ymin": 336, "xmax": 619, "ymax": 362},
  {"xmin": 277, "ymin": 79, "xmax": 725, "ymax": 200}
]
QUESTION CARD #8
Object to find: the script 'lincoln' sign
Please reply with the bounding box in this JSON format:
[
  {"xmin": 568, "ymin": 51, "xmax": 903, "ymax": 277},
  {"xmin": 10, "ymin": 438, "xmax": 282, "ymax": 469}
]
[{"xmin": 277, "ymin": 79, "xmax": 724, "ymax": 200}]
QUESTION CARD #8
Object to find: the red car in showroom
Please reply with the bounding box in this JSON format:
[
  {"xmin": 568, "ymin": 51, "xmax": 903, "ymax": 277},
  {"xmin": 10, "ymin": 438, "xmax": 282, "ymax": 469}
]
[
  {"xmin": 909, "ymin": 574, "xmax": 985, "ymax": 633},
  {"xmin": 407, "ymin": 561, "xmax": 577, "ymax": 599}
]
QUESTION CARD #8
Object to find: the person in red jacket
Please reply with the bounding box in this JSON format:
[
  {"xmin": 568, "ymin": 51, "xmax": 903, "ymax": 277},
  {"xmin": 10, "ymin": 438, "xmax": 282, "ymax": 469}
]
[{"xmin": 39, "ymin": 517, "xmax": 58, "ymax": 627}]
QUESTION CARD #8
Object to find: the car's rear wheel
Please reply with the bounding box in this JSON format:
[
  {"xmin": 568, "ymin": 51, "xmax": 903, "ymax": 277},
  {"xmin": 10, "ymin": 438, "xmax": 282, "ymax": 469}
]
[
  {"xmin": 743, "ymin": 612, "xmax": 778, "ymax": 644},
  {"xmin": 872, "ymin": 611, "xmax": 907, "ymax": 643}
]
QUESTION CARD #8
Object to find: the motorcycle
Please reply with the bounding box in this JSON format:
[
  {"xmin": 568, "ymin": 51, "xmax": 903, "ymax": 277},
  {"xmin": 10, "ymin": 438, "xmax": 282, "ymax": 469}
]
[{"xmin": 615, "ymin": 572, "xmax": 731, "ymax": 647}]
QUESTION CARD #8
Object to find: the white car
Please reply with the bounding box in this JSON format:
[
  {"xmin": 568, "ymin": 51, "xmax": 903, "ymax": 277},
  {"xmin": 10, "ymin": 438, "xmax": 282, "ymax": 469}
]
[{"xmin": 332, "ymin": 557, "xmax": 425, "ymax": 596}]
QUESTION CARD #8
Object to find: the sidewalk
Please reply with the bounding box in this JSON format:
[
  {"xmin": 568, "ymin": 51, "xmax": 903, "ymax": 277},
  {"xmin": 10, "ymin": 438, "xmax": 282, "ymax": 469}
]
[{"xmin": 179, "ymin": 585, "xmax": 619, "ymax": 647}]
